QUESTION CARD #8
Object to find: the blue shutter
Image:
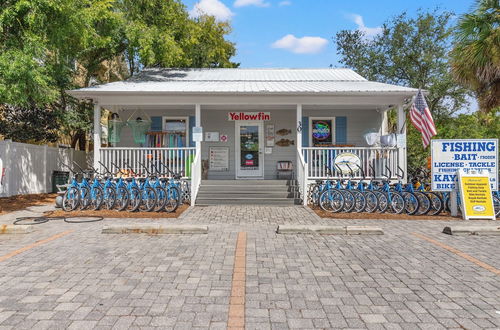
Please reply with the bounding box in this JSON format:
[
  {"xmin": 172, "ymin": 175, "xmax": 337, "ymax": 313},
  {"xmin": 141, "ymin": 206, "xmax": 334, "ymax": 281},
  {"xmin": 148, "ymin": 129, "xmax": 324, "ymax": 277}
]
[
  {"xmin": 301, "ymin": 116, "xmax": 309, "ymax": 147},
  {"xmin": 150, "ymin": 116, "xmax": 162, "ymax": 131},
  {"xmin": 188, "ymin": 116, "xmax": 196, "ymax": 147},
  {"xmin": 335, "ymin": 116, "xmax": 347, "ymax": 144}
]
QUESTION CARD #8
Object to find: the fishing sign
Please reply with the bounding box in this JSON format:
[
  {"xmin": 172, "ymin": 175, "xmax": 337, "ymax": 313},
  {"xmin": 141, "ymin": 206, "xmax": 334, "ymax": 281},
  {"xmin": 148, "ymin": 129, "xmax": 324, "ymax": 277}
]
[{"xmin": 431, "ymin": 139, "xmax": 498, "ymax": 192}]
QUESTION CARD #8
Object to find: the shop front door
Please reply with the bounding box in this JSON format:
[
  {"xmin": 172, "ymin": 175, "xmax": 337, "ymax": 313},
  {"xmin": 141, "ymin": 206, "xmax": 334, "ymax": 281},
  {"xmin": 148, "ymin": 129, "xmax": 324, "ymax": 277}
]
[{"xmin": 235, "ymin": 121, "xmax": 264, "ymax": 178}]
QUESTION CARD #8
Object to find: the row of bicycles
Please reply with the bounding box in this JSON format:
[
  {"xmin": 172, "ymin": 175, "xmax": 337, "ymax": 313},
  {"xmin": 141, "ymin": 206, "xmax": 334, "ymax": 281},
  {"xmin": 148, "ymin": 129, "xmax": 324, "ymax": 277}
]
[
  {"xmin": 61, "ymin": 160, "xmax": 190, "ymax": 213},
  {"xmin": 309, "ymin": 164, "xmax": 500, "ymax": 218}
]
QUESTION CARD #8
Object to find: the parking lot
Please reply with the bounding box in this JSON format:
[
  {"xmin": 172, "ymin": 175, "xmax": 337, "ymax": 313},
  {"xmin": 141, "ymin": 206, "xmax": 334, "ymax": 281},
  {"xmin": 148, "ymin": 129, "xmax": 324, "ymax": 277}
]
[{"xmin": 0, "ymin": 205, "xmax": 499, "ymax": 329}]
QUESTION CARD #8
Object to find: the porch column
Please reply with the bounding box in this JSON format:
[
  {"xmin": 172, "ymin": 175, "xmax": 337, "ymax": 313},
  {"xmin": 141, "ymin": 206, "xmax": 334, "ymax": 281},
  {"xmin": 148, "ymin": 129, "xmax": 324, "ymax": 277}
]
[
  {"xmin": 195, "ymin": 104, "xmax": 201, "ymax": 154},
  {"xmin": 397, "ymin": 104, "xmax": 407, "ymax": 182},
  {"xmin": 93, "ymin": 103, "xmax": 101, "ymax": 170},
  {"xmin": 380, "ymin": 110, "xmax": 389, "ymax": 135},
  {"xmin": 296, "ymin": 104, "xmax": 302, "ymax": 153}
]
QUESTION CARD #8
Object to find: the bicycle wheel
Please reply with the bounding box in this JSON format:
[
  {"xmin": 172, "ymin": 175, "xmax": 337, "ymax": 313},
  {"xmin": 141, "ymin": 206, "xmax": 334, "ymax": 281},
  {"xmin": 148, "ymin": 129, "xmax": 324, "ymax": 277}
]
[
  {"xmin": 414, "ymin": 192, "xmax": 431, "ymax": 215},
  {"xmin": 402, "ymin": 192, "xmax": 419, "ymax": 215},
  {"xmin": 115, "ymin": 186, "xmax": 129, "ymax": 211},
  {"xmin": 128, "ymin": 186, "xmax": 142, "ymax": 212},
  {"xmin": 139, "ymin": 187, "xmax": 157, "ymax": 212},
  {"xmin": 62, "ymin": 187, "xmax": 80, "ymax": 211},
  {"xmin": 104, "ymin": 186, "xmax": 117, "ymax": 210},
  {"xmin": 493, "ymin": 195, "xmax": 500, "ymax": 218},
  {"xmin": 309, "ymin": 184, "xmax": 321, "ymax": 207},
  {"xmin": 319, "ymin": 188, "xmax": 344, "ymax": 213},
  {"xmin": 390, "ymin": 192, "xmax": 406, "ymax": 214},
  {"xmin": 79, "ymin": 186, "xmax": 91, "ymax": 210},
  {"xmin": 339, "ymin": 190, "xmax": 355, "ymax": 212},
  {"xmin": 364, "ymin": 191, "xmax": 379, "ymax": 213},
  {"xmin": 425, "ymin": 192, "xmax": 443, "ymax": 216},
  {"xmin": 154, "ymin": 186, "xmax": 168, "ymax": 212},
  {"xmin": 375, "ymin": 191, "xmax": 388, "ymax": 213},
  {"xmin": 91, "ymin": 186, "xmax": 104, "ymax": 211},
  {"xmin": 352, "ymin": 191, "xmax": 367, "ymax": 213},
  {"xmin": 165, "ymin": 186, "xmax": 180, "ymax": 213}
]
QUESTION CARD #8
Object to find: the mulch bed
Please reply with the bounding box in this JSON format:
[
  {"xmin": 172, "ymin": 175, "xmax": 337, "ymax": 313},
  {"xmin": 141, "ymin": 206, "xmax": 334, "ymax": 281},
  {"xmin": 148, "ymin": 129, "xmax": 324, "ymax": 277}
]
[
  {"xmin": 312, "ymin": 207, "xmax": 461, "ymax": 221},
  {"xmin": 0, "ymin": 193, "xmax": 58, "ymax": 214},
  {"xmin": 45, "ymin": 204, "xmax": 189, "ymax": 219}
]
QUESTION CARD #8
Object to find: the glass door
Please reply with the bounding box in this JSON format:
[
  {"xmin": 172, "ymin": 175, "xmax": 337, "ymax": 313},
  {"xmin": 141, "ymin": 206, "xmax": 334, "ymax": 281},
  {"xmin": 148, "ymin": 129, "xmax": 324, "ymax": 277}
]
[{"xmin": 235, "ymin": 122, "xmax": 264, "ymax": 178}]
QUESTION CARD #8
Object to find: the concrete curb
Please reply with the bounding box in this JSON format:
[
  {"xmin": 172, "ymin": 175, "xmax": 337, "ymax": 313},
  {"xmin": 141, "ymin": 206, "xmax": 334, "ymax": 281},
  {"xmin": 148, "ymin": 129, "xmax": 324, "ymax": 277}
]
[
  {"xmin": 276, "ymin": 225, "xmax": 383, "ymax": 235},
  {"xmin": 0, "ymin": 225, "xmax": 34, "ymax": 234},
  {"xmin": 102, "ymin": 224, "xmax": 208, "ymax": 235},
  {"xmin": 443, "ymin": 226, "xmax": 500, "ymax": 236}
]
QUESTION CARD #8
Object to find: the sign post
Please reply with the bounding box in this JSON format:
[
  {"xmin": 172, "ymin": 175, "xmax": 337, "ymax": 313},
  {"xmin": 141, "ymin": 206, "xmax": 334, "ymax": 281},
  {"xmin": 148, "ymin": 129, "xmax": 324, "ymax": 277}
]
[{"xmin": 457, "ymin": 169, "xmax": 495, "ymax": 220}]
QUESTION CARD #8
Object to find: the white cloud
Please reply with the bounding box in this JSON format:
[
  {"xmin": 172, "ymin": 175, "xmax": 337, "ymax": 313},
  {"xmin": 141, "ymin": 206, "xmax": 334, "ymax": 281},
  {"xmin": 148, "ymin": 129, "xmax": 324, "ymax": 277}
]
[
  {"xmin": 279, "ymin": 1, "xmax": 291, "ymax": 6},
  {"xmin": 190, "ymin": 0, "xmax": 234, "ymax": 21},
  {"xmin": 348, "ymin": 14, "xmax": 383, "ymax": 37},
  {"xmin": 234, "ymin": 0, "xmax": 270, "ymax": 7},
  {"xmin": 271, "ymin": 34, "xmax": 329, "ymax": 54}
]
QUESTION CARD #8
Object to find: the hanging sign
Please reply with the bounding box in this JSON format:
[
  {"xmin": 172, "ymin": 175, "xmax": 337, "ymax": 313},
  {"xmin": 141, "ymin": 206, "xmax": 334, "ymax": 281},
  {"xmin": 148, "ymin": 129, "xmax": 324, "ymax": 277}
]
[
  {"xmin": 457, "ymin": 169, "xmax": 495, "ymax": 220},
  {"xmin": 431, "ymin": 139, "xmax": 498, "ymax": 191},
  {"xmin": 334, "ymin": 152, "xmax": 361, "ymax": 175},
  {"xmin": 228, "ymin": 112, "xmax": 271, "ymax": 121},
  {"xmin": 192, "ymin": 127, "xmax": 203, "ymax": 142}
]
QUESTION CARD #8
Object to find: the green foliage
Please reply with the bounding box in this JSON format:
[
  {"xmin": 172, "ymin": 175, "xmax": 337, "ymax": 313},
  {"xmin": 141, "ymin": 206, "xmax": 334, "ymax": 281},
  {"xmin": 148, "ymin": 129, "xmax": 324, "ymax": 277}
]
[
  {"xmin": 450, "ymin": 0, "xmax": 500, "ymax": 112},
  {"xmin": 0, "ymin": 0, "xmax": 237, "ymax": 145},
  {"xmin": 335, "ymin": 9, "xmax": 470, "ymax": 120},
  {"xmin": 334, "ymin": 9, "xmax": 486, "ymax": 174}
]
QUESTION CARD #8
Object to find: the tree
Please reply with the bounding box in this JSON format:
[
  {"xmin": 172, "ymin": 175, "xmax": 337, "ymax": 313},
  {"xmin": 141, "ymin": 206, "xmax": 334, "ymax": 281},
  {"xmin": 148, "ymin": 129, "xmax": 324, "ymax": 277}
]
[
  {"xmin": 450, "ymin": 0, "xmax": 500, "ymax": 112},
  {"xmin": 0, "ymin": 0, "xmax": 237, "ymax": 146},
  {"xmin": 335, "ymin": 10, "xmax": 469, "ymax": 121},
  {"xmin": 334, "ymin": 9, "xmax": 472, "ymax": 172}
]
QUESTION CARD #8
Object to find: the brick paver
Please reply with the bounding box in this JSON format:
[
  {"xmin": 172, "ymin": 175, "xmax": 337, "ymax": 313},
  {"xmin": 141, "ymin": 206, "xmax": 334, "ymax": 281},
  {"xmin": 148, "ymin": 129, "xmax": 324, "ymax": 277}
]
[{"xmin": 0, "ymin": 205, "xmax": 498, "ymax": 329}]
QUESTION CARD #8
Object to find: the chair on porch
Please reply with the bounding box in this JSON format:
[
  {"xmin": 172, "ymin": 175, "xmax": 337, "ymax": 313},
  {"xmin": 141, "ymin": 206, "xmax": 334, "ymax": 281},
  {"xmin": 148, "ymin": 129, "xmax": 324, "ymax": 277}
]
[{"xmin": 276, "ymin": 161, "xmax": 293, "ymax": 180}]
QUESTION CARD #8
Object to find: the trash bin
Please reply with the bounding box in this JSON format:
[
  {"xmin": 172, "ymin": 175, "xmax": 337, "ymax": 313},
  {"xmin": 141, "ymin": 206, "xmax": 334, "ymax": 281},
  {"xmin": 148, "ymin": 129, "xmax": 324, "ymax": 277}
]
[{"xmin": 52, "ymin": 171, "xmax": 69, "ymax": 193}]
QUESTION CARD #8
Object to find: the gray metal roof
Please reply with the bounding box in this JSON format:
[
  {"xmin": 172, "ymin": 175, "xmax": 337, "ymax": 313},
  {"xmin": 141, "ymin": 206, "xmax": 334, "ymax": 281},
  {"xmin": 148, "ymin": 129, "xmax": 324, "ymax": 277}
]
[{"xmin": 69, "ymin": 68, "xmax": 419, "ymax": 95}]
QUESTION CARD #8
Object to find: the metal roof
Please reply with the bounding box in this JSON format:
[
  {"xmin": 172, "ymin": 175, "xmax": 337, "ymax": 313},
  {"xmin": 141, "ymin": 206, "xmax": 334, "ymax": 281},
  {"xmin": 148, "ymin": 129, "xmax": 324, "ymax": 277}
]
[{"xmin": 69, "ymin": 68, "xmax": 419, "ymax": 95}]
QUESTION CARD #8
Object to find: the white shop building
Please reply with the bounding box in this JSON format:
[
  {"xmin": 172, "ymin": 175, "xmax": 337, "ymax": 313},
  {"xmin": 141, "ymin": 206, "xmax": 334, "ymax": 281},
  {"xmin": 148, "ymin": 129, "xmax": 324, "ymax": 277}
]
[{"xmin": 69, "ymin": 68, "xmax": 418, "ymax": 205}]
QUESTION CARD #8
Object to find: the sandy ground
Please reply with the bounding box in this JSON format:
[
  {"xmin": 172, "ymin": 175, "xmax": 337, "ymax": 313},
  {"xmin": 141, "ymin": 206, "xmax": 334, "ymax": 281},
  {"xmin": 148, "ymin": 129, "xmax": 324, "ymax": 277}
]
[
  {"xmin": 0, "ymin": 193, "xmax": 58, "ymax": 214},
  {"xmin": 45, "ymin": 204, "xmax": 188, "ymax": 218}
]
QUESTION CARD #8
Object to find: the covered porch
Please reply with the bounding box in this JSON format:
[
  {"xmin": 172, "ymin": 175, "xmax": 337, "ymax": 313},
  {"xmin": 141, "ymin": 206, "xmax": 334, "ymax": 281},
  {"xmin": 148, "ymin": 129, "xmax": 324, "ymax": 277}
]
[{"xmin": 68, "ymin": 68, "xmax": 417, "ymax": 205}]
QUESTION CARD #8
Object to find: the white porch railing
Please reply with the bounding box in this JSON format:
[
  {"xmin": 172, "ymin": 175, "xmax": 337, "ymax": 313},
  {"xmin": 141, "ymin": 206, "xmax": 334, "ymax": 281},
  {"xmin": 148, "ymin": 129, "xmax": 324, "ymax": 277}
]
[
  {"xmin": 100, "ymin": 147, "xmax": 196, "ymax": 177},
  {"xmin": 296, "ymin": 150, "xmax": 308, "ymax": 206},
  {"xmin": 302, "ymin": 147, "xmax": 400, "ymax": 180},
  {"xmin": 190, "ymin": 152, "xmax": 202, "ymax": 205}
]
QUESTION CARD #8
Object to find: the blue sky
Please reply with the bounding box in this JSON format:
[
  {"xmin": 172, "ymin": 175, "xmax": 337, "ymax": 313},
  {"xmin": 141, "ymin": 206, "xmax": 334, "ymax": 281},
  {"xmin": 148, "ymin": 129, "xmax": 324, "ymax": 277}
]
[{"xmin": 184, "ymin": 0, "xmax": 476, "ymax": 68}]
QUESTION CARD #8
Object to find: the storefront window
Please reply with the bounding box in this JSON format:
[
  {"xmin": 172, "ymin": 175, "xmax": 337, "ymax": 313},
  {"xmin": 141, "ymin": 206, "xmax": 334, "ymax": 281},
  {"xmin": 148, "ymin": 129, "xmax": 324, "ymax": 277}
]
[
  {"xmin": 310, "ymin": 118, "xmax": 334, "ymax": 146},
  {"xmin": 163, "ymin": 117, "xmax": 188, "ymax": 147}
]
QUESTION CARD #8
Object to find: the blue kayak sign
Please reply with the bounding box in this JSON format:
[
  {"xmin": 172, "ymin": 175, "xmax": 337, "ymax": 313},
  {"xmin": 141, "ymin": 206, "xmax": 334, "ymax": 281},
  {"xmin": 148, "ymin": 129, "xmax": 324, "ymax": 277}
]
[{"xmin": 431, "ymin": 139, "xmax": 498, "ymax": 192}]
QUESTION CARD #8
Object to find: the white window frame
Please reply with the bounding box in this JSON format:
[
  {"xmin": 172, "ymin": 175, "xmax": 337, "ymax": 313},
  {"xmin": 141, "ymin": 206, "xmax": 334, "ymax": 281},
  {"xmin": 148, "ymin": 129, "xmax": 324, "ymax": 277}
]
[
  {"xmin": 309, "ymin": 117, "xmax": 336, "ymax": 146},
  {"xmin": 162, "ymin": 116, "xmax": 190, "ymax": 146}
]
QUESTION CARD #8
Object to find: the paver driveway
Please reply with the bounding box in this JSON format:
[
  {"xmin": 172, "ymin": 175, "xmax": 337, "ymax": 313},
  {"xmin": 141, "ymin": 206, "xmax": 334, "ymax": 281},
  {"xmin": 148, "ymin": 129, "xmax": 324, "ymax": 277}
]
[{"xmin": 0, "ymin": 205, "xmax": 498, "ymax": 329}]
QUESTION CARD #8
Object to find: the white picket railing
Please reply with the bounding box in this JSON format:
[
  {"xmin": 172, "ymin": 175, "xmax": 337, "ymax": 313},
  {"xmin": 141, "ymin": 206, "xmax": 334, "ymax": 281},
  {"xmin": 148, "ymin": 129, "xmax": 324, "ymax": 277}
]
[
  {"xmin": 190, "ymin": 152, "xmax": 202, "ymax": 205},
  {"xmin": 99, "ymin": 147, "xmax": 196, "ymax": 177},
  {"xmin": 302, "ymin": 147, "xmax": 400, "ymax": 180}
]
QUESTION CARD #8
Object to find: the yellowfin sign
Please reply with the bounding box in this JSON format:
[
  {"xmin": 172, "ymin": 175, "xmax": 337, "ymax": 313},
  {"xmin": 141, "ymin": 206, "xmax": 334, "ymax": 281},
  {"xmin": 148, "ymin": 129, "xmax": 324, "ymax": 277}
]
[{"xmin": 458, "ymin": 170, "xmax": 495, "ymax": 220}]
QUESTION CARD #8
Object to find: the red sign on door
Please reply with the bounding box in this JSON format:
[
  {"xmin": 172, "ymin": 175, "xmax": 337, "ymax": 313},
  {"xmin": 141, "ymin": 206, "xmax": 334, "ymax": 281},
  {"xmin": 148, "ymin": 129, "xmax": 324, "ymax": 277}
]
[{"xmin": 245, "ymin": 160, "xmax": 254, "ymax": 166}]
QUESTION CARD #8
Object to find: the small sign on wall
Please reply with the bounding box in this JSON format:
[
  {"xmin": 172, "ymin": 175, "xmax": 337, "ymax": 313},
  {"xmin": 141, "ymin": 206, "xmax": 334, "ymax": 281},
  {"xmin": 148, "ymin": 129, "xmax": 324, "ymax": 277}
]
[
  {"xmin": 205, "ymin": 132, "xmax": 219, "ymax": 142},
  {"xmin": 209, "ymin": 147, "xmax": 229, "ymax": 171},
  {"xmin": 228, "ymin": 112, "xmax": 271, "ymax": 121},
  {"xmin": 266, "ymin": 124, "xmax": 275, "ymax": 147},
  {"xmin": 220, "ymin": 135, "xmax": 228, "ymax": 142}
]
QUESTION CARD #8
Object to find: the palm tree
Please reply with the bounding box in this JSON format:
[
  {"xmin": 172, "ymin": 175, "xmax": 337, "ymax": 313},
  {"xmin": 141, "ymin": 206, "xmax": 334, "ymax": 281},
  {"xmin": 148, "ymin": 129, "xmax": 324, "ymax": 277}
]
[{"xmin": 450, "ymin": 0, "xmax": 500, "ymax": 112}]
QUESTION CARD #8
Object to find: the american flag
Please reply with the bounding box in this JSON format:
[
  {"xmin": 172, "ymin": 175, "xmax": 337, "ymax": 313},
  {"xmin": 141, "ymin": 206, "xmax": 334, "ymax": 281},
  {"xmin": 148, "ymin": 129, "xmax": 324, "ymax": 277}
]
[{"xmin": 410, "ymin": 90, "xmax": 437, "ymax": 148}]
